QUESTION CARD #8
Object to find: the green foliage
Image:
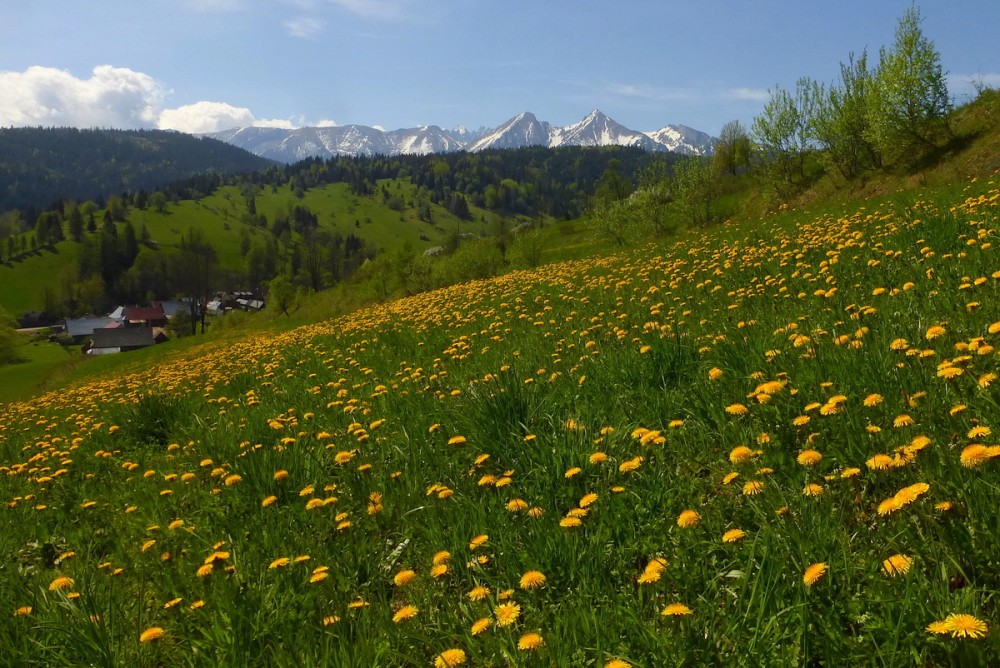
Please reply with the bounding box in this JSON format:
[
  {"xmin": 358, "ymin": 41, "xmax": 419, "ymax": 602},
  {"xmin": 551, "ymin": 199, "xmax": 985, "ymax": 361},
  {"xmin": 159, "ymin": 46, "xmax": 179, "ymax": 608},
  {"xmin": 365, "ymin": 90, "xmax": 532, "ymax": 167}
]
[
  {"xmin": 713, "ymin": 120, "xmax": 752, "ymax": 176},
  {"xmin": 672, "ymin": 157, "xmax": 718, "ymax": 227},
  {"xmin": 0, "ymin": 127, "xmax": 271, "ymax": 214},
  {"xmin": 0, "ymin": 306, "xmax": 24, "ymax": 366},
  {"xmin": 867, "ymin": 7, "xmax": 951, "ymax": 162},
  {"xmin": 809, "ymin": 51, "xmax": 883, "ymax": 179},
  {"xmin": 267, "ymin": 274, "xmax": 299, "ymax": 316}
]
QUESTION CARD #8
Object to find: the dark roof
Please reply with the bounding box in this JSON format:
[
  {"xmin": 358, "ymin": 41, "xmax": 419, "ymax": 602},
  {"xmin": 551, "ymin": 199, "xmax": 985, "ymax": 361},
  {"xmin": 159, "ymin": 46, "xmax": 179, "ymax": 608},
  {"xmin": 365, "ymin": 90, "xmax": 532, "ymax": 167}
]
[
  {"xmin": 123, "ymin": 304, "xmax": 166, "ymax": 322},
  {"xmin": 65, "ymin": 316, "xmax": 115, "ymax": 338},
  {"xmin": 91, "ymin": 326, "xmax": 155, "ymax": 349}
]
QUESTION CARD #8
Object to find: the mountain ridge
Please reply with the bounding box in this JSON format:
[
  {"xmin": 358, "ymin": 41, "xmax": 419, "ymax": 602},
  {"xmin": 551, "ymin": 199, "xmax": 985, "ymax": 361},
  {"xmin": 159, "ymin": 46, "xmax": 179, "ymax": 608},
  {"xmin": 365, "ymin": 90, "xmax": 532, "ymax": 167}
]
[{"xmin": 207, "ymin": 110, "xmax": 716, "ymax": 162}]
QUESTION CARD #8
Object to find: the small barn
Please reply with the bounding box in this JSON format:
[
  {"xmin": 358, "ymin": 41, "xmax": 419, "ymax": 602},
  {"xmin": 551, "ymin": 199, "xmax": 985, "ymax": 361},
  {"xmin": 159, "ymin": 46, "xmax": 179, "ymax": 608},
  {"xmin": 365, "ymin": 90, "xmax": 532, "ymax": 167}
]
[{"xmin": 88, "ymin": 327, "xmax": 155, "ymax": 355}]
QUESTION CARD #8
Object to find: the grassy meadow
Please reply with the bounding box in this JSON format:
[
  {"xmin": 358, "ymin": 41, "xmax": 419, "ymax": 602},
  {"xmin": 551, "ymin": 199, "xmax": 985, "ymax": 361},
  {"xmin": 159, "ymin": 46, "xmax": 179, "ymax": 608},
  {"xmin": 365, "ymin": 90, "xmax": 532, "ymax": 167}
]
[{"xmin": 1, "ymin": 173, "xmax": 998, "ymax": 666}]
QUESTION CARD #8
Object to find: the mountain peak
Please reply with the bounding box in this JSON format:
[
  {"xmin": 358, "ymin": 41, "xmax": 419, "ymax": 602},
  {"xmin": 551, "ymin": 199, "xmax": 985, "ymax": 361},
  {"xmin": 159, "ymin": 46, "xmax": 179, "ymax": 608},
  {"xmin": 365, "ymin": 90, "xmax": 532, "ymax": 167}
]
[{"xmin": 206, "ymin": 111, "xmax": 716, "ymax": 161}]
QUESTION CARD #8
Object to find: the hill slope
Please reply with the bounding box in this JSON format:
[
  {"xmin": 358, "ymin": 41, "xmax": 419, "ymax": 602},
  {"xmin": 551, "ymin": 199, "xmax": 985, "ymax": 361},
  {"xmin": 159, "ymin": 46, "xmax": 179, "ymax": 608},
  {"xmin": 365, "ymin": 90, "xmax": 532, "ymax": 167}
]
[
  {"xmin": 0, "ymin": 127, "xmax": 273, "ymax": 213},
  {"xmin": 1, "ymin": 174, "xmax": 997, "ymax": 665}
]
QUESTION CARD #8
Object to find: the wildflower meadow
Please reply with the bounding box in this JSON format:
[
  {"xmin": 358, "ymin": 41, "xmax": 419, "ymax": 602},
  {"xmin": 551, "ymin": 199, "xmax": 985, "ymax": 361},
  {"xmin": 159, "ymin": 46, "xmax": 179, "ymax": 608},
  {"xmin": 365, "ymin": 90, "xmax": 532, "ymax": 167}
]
[{"xmin": 2, "ymin": 176, "xmax": 999, "ymax": 666}]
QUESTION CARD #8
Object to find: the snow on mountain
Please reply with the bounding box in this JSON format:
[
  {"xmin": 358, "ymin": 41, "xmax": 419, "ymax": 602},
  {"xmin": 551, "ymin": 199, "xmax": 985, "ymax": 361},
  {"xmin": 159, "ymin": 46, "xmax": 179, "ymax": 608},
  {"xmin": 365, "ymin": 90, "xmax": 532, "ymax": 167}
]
[
  {"xmin": 467, "ymin": 112, "xmax": 551, "ymax": 152},
  {"xmin": 206, "ymin": 111, "xmax": 716, "ymax": 161},
  {"xmin": 644, "ymin": 124, "xmax": 715, "ymax": 156},
  {"xmin": 549, "ymin": 110, "xmax": 661, "ymax": 151}
]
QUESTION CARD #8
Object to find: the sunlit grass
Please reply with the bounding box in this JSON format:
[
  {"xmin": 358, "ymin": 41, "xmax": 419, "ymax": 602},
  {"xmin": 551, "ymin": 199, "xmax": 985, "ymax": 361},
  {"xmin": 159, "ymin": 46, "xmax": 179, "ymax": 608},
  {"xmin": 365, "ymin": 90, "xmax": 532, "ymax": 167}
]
[{"xmin": 1, "ymin": 174, "xmax": 998, "ymax": 665}]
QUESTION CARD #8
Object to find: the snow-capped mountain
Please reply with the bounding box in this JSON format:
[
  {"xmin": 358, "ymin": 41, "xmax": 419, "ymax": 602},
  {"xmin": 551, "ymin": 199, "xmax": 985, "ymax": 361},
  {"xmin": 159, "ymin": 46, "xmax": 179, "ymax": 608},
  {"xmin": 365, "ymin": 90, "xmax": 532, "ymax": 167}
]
[
  {"xmin": 208, "ymin": 124, "xmax": 464, "ymax": 162},
  {"xmin": 467, "ymin": 112, "xmax": 552, "ymax": 151},
  {"xmin": 645, "ymin": 124, "xmax": 715, "ymax": 156},
  {"xmin": 549, "ymin": 110, "xmax": 661, "ymax": 151},
  {"xmin": 206, "ymin": 110, "xmax": 715, "ymax": 162}
]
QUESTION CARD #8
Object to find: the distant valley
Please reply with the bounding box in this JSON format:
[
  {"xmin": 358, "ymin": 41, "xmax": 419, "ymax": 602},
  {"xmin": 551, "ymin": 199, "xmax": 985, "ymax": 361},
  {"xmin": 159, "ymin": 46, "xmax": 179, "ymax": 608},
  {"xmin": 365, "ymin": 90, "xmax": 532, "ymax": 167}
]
[{"xmin": 207, "ymin": 110, "xmax": 716, "ymax": 163}]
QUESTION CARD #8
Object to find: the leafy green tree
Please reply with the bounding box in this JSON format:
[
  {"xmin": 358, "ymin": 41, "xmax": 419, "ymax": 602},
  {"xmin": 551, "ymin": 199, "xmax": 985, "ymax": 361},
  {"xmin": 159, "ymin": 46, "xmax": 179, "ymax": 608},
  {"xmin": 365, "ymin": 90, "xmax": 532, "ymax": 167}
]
[
  {"xmin": 0, "ymin": 306, "xmax": 25, "ymax": 366},
  {"xmin": 267, "ymin": 274, "xmax": 298, "ymax": 316},
  {"xmin": 867, "ymin": 7, "xmax": 951, "ymax": 162},
  {"xmin": 713, "ymin": 120, "xmax": 752, "ymax": 176},
  {"xmin": 810, "ymin": 51, "xmax": 882, "ymax": 179},
  {"xmin": 751, "ymin": 78, "xmax": 819, "ymax": 197},
  {"xmin": 149, "ymin": 191, "xmax": 168, "ymax": 213},
  {"xmin": 672, "ymin": 157, "xmax": 717, "ymax": 227},
  {"xmin": 172, "ymin": 228, "xmax": 218, "ymax": 335},
  {"xmin": 68, "ymin": 206, "xmax": 84, "ymax": 242}
]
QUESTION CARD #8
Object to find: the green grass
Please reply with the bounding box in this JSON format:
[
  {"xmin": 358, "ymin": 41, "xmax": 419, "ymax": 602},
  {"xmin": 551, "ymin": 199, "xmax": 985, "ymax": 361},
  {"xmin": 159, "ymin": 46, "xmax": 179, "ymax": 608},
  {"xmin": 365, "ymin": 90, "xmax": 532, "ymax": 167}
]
[
  {"xmin": 0, "ymin": 339, "xmax": 76, "ymax": 403},
  {"xmin": 0, "ymin": 173, "xmax": 998, "ymax": 666}
]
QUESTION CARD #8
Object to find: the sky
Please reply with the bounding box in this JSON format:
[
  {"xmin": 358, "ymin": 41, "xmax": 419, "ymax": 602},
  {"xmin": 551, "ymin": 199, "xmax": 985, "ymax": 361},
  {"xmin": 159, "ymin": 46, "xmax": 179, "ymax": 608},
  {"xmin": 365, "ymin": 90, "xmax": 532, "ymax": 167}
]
[{"xmin": 1, "ymin": 1, "xmax": 998, "ymax": 137}]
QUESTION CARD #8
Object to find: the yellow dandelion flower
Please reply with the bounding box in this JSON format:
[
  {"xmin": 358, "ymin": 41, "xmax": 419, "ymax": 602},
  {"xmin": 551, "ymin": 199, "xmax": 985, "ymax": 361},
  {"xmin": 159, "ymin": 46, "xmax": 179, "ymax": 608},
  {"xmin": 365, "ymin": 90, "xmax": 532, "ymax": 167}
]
[
  {"xmin": 722, "ymin": 528, "xmax": 746, "ymax": 543},
  {"xmin": 560, "ymin": 516, "xmax": 583, "ymax": 528},
  {"xmin": 677, "ymin": 509, "xmax": 700, "ymax": 528},
  {"xmin": 797, "ymin": 450, "xmax": 823, "ymax": 466},
  {"xmin": 14, "ymin": 606, "xmax": 32, "ymax": 616},
  {"xmin": 863, "ymin": 394, "xmax": 884, "ymax": 407},
  {"xmin": 495, "ymin": 602, "xmax": 521, "ymax": 627},
  {"xmin": 661, "ymin": 603, "xmax": 693, "ymax": 616},
  {"xmin": 432, "ymin": 550, "xmax": 451, "ymax": 565},
  {"xmin": 877, "ymin": 497, "xmax": 901, "ymax": 516},
  {"xmin": 261, "ymin": 495, "xmax": 277, "ymax": 507},
  {"xmin": 579, "ymin": 492, "xmax": 599, "ymax": 508},
  {"xmin": 189, "ymin": 600, "xmax": 205, "ymax": 610},
  {"xmin": 742, "ymin": 480, "xmax": 765, "ymax": 496},
  {"xmin": 519, "ymin": 570, "xmax": 546, "ymax": 590},
  {"xmin": 589, "ymin": 452, "xmax": 608, "ymax": 464},
  {"xmin": 434, "ymin": 649, "xmax": 467, "ymax": 667},
  {"xmin": 960, "ymin": 444, "xmax": 992, "ymax": 467},
  {"xmin": 322, "ymin": 614, "xmax": 340, "ymax": 626},
  {"xmin": 467, "ymin": 585, "xmax": 491, "ymax": 601},
  {"xmin": 447, "ymin": 435, "xmax": 467, "ymax": 446},
  {"xmin": 564, "ymin": 466, "xmax": 582, "ymax": 478},
  {"xmin": 803, "ymin": 483, "xmax": 824, "ymax": 497},
  {"xmin": 223, "ymin": 474, "xmax": 242, "ymax": 486},
  {"xmin": 48, "ymin": 576, "xmax": 74, "ymax": 591},
  {"xmin": 139, "ymin": 627, "xmax": 165, "ymax": 643},
  {"xmin": 196, "ymin": 563, "xmax": 214, "ymax": 578},
  {"xmin": 925, "ymin": 325, "xmax": 946, "ymax": 340},
  {"xmin": 268, "ymin": 557, "xmax": 290, "ymax": 569},
  {"xmin": 867, "ymin": 454, "xmax": 894, "ymax": 470},
  {"xmin": 943, "ymin": 613, "xmax": 989, "ymax": 639},
  {"xmin": 726, "ymin": 403, "xmax": 749, "ymax": 416},
  {"xmin": 881, "ymin": 554, "xmax": 912, "ymax": 577},
  {"xmin": 393, "ymin": 569, "xmax": 417, "ymax": 586},
  {"xmin": 605, "ymin": 660, "xmax": 632, "ymax": 668},
  {"xmin": 967, "ymin": 425, "xmax": 991, "ymax": 439},
  {"xmin": 729, "ymin": 445, "xmax": 755, "ymax": 464},
  {"xmin": 708, "ymin": 367, "xmax": 724, "ymax": 380},
  {"xmin": 471, "ymin": 617, "xmax": 492, "ymax": 635},
  {"xmin": 392, "ymin": 605, "xmax": 418, "ymax": 623},
  {"xmin": 722, "ymin": 471, "xmax": 739, "ymax": 485},
  {"xmin": 430, "ymin": 563, "xmax": 449, "ymax": 578},
  {"xmin": 506, "ymin": 498, "xmax": 528, "ymax": 512},
  {"xmin": 517, "ymin": 632, "xmax": 544, "ymax": 650},
  {"xmin": 618, "ymin": 456, "xmax": 643, "ymax": 473},
  {"xmin": 926, "ymin": 620, "xmax": 951, "ymax": 635},
  {"xmin": 803, "ymin": 562, "xmax": 828, "ymax": 586},
  {"xmin": 468, "ymin": 534, "xmax": 488, "ymax": 550},
  {"xmin": 893, "ymin": 414, "xmax": 914, "ymax": 428}
]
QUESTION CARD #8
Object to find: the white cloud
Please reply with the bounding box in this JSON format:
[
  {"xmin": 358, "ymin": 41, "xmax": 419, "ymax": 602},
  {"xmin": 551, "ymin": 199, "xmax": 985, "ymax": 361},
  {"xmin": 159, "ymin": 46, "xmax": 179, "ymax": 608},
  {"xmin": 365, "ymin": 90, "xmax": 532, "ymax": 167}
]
[
  {"xmin": 157, "ymin": 101, "xmax": 257, "ymax": 133},
  {"xmin": 315, "ymin": 119, "xmax": 338, "ymax": 127},
  {"xmin": 0, "ymin": 64, "xmax": 338, "ymax": 134},
  {"xmin": 726, "ymin": 87, "xmax": 770, "ymax": 102},
  {"xmin": 285, "ymin": 16, "xmax": 324, "ymax": 38},
  {"xmin": 0, "ymin": 65, "xmax": 164, "ymax": 128}
]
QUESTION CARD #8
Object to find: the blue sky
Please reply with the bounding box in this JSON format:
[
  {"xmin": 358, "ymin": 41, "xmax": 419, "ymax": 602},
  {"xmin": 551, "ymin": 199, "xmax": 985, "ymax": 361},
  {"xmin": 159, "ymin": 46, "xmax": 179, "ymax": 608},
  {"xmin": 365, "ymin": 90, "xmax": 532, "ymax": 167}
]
[{"xmin": 1, "ymin": 1, "xmax": 998, "ymax": 136}]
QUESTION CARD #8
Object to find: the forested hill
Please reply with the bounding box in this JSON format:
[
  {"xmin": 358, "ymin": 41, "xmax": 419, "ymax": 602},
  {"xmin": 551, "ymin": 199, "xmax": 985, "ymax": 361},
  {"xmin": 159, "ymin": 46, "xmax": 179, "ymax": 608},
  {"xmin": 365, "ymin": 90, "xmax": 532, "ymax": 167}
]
[{"xmin": 0, "ymin": 127, "xmax": 273, "ymax": 214}]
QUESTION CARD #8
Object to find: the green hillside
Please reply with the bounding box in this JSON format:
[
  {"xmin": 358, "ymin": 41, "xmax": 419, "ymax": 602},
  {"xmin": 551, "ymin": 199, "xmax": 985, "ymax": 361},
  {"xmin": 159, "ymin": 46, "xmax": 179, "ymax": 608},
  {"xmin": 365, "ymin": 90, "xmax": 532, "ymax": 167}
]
[
  {"xmin": 1, "ymin": 169, "xmax": 998, "ymax": 665},
  {"xmin": 0, "ymin": 127, "xmax": 272, "ymax": 214}
]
